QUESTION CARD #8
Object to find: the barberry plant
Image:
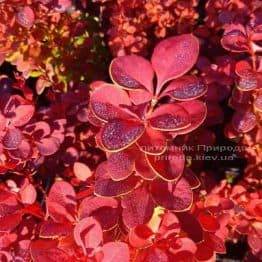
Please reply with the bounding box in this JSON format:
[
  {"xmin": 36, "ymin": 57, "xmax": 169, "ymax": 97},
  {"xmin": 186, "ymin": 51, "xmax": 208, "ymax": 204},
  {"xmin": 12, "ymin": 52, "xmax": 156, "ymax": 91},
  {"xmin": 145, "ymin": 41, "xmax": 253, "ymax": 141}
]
[{"xmin": 0, "ymin": 0, "xmax": 261, "ymax": 261}]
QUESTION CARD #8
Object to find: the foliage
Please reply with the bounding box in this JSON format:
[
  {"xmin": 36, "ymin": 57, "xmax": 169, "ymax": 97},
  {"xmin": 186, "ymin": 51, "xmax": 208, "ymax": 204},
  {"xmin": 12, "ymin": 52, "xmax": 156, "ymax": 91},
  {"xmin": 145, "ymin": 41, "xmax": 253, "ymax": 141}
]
[{"xmin": 0, "ymin": 0, "xmax": 261, "ymax": 261}]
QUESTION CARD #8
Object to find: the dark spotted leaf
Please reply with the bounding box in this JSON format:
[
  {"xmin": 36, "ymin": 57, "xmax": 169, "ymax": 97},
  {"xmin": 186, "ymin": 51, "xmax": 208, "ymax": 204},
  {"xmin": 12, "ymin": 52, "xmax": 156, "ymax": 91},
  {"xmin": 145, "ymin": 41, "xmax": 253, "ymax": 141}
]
[
  {"xmin": 90, "ymin": 84, "xmax": 131, "ymax": 122},
  {"xmin": 100, "ymin": 119, "xmax": 145, "ymax": 152},
  {"xmin": 232, "ymin": 111, "xmax": 257, "ymax": 133},
  {"xmin": 110, "ymin": 55, "xmax": 154, "ymax": 92},
  {"xmin": 163, "ymin": 75, "xmax": 207, "ymax": 100},
  {"xmin": 151, "ymin": 34, "xmax": 199, "ymax": 92},
  {"xmin": 148, "ymin": 104, "xmax": 190, "ymax": 131},
  {"xmin": 16, "ymin": 6, "xmax": 35, "ymax": 29},
  {"xmin": 94, "ymin": 162, "xmax": 140, "ymax": 197},
  {"xmin": 107, "ymin": 149, "xmax": 136, "ymax": 181},
  {"xmin": 2, "ymin": 128, "xmax": 22, "ymax": 150}
]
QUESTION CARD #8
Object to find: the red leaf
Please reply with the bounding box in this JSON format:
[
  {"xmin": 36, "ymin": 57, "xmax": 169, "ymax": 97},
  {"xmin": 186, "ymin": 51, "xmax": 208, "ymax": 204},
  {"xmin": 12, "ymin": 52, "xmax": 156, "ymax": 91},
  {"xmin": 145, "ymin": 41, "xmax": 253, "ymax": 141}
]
[
  {"xmin": 129, "ymin": 225, "xmax": 154, "ymax": 248},
  {"xmin": 73, "ymin": 162, "xmax": 92, "ymax": 181},
  {"xmin": 136, "ymin": 126, "xmax": 167, "ymax": 155},
  {"xmin": 232, "ymin": 111, "xmax": 257, "ymax": 133},
  {"xmin": 146, "ymin": 147, "xmax": 185, "ymax": 181},
  {"xmin": 221, "ymin": 25, "xmax": 249, "ymax": 52},
  {"xmin": 138, "ymin": 247, "xmax": 169, "ymax": 262},
  {"xmin": 170, "ymin": 237, "xmax": 197, "ymax": 256},
  {"xmin": 163, "ymin": 75, "xmax": 207, "ymax": 101},
  {"xmin": 195, "ymin": 241, "xmax": 214, "ymax": 261},
  {"xmin": 151, "ymin": 34, "xmax": 199, "ymax": 92},
  {"xmin": 90, "ymin": 84, "xmax": 131, "ymax": 122},
  {"xmin": 121, "ymin": 186, "xmax": 154, "ymax": 228},
  {"xmin": 36, "ymin": 138, "xmax": 60, "ymax": 156},
  {"xmin": 248, "ymin": 232, "xmax": 262, "ymax": 253},
  {"xmin": 174, "ymin": 100, "xmax": 207, "ymax": 135},
  {"xmin": 176, "ymin": 213, "xmax": 204, "ymax": 243},
  {"xmin": 198, "ymin": 212, "xmax": 220, "ymax": 232},
  {"xmin": 101, "ymin": 242, "xmax": 130, "ymax": 262},
  {"xmin": 158, "ymin": 212, "xmax": 180, "ymax": 237},
  {"xmin": 30, "ymin": 240, "xmax": 71, "ymax": 262},
  {"xmin": 12, "ymin": 104, "xmax": 35, "ymax": 127},
  {"xmin": 206, "ymin": 233, "xmax": 226, "ymax": 254},
  {"xmin": 0, "ymin": 190, "xmax": 20, "ymax": 217},
  {"xmin": 151, "ymin": 178, "xmax": 193, "ymax": 211},
  {"xmin": 183, "ymin": 168, "xmax": 200, "ymax": 189},
  {"xmin": 2, "ymin": 128, "xmax": 22, "ymax": 150},
  {"xmin": 78, "ymin": 196, "xmax": 119, "ymax": 230},
  {"xmin": 16, "ymin": 6, "xmax": 35, "ymax": 29},
  {"xmin": 254, "ymin": 95, "xmax": 262, "ymax": 112},
  {"xmin": 170, "ymin": 251, "xmax": 194, "ymax": 262},
  {"xmin": 21, "ymin": 203, "xmax": 44, "ymax": 218},
  {"xmin": 19, "ymin": 183, "xmax": 37, "ymax": 205},
  {"xmin": 0, "ymin": 212, "xmax": 22, "ymax": 232},
  {"xmin": 40, "ymin": 221, "xmax": 73, "ymax": 238},
  {"xmin": 129, "ymin": 89, "xmax": 153, "ymax": 105},
  {"xmin": 149, "ymin": 104, "xmax": 190, "ymax": 131},
  {"xmin": 235, "ymin": 60, "xmax": 252, "ymax": 77},
  {"xmin": 24, "ymin": 121, "xmax": 51, "ymax": 138},
  {"xmin": 238, "ymin": 71, "xmax": 258, "ymax": 91},
  {"xmin": 110, "ymin": 55, "xmax": 154, "ymax": 92},
  {"xmin": 135, "ymin": 153, "xmax": 156, "ymax": 180},
  {"xmin": 100, "ymin": 119, "xmax": 145, "ymax": 152},
  {"xmin": 73, "ymin": 217, "xmax": 103, "ymax": 255},
  {"xmin": 94, "ymin": 162, "xmax": 140, "ymax": 197},
  {"xmin": 107, "ymin": 149, "xmax": 136, "ymax": 181},
  {"xmin": 47, "ymin": 181, "xmax": 76, "ymax": 223}
]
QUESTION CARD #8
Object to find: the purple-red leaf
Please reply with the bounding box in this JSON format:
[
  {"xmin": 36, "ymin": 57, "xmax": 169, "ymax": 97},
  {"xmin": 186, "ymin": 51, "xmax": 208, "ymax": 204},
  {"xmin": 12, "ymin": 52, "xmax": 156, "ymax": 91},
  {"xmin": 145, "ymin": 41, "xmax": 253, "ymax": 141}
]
[
  {"xmin": 151, "ymin": 178, "xmax": 193, "ymax": 211},
  {"xmin": 78, "ymin": 196, "xmax": 119, "ymax": 230},
  {"xmin": 90, "ymin": 84, "xmax": 131, "ymax": 122},
  {"xmin": 136, "ymin": 126, "xmax": 167, "ymax": 155},
  {"xmin": 221, "ymin": 25, "xmax": 249, "ymax": 53},
  {"xmin": 94, "ymin": 162, "xmax": 140, "ymax": 197},
  {"xmin": 135, "ymin": 153, "xmax": 156, "ymax": 180},
  {"xmin": 174, "ymin": 100, "xmax": 207, "ymax": 135},
  {"xmin": 163, "ymin": 75, "xmax": 207, "ymax": 100},
  {"xmin": 148, "ymin": 104, "xmax": 190, "ymax": 131},
  {"xmin": 2, "ymin": 128, "xmax": 22, "ymax": 150},
  {"xmin": 183, "ymin": 168, "xmax": 200, "ymax": 189},
  {"xmin": 16, "ymin": 6, "xmax": 35, "ymax": 29},
  {"xmin": 254, "ymin": 95, "xmax": 262, "ymax": 112},
  {"xmin": 176, "ymin": 212, "xmax": 204, "ymax": 243},
  {"xmin": 30, "ymin": 240, "xmax": 71, "ymax": 261},
  {"xmin": 36, "ymin": 138, "xmax": 60, "ymax": 156},
  {"xmin": 12, "ymin": 104, "xmax": 35, "ymax": 127},
  {"xmin": 146, "ymin": 147, "xmax": 185, "ymax": 181},
  {"xmin": 121, "ymin": 186, "xmax": 154, "ymax": 228},
  {"xmin": 46, "ymin": 181, "xmax": 76, "ymax": 223},
  {"xmin": 151, "ymin": 34, "xmax": 199, "ymax": 91},
  {"xmin": 100, "ymin": 119, "xmax": 145, "ymax": 152},
  {"xmin": 107, "ymin": 150, "xmax": 136, "ymax": 181},
  {"xmin": 110, "ymin": 55, "xmax": 154, "ymax": 92},
  {"xmin": 73, "ymin": 217, "xmax": 103, "ymax": 255},
  {"xmin": 101, "ymin": 242, "xmax": 130, "ymax": 262},
  {"xmin": 232, "ymin": 111, "xmax": 257, "ymax": 133}
]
